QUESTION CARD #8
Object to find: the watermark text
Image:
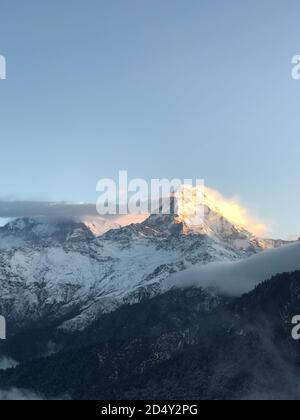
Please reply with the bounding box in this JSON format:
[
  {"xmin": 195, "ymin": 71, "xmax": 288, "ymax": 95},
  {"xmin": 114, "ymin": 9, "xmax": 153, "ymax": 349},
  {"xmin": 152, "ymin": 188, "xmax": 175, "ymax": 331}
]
[
  {"xmin": 0, "ymin": 316, "xmax": 6, "ymax": 340},
  {"xmin": 292, "ymin": 55, "xmax": 300, "ymax": 80},
  {"xmin": 0, "ymin": 55, "xmax": 6, "ymax": 80},
  {"xmin": 96, "ymin": 171, "xmax": 205, "ymax": 226}
]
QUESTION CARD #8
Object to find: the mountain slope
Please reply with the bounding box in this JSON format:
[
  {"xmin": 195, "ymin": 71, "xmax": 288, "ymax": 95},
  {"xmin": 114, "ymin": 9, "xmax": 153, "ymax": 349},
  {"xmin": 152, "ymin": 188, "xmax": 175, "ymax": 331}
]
[
  {"xmin": 0, "ymin": 195, "xmax": 292, "ymax": 335},
  {"xmin": 163, "ymin": 242, "xmax": 300, "ymax": 297},
  {"xmin": 0, "ymin": 211, "xmax": 256, "ymax": 334},
  {"xmin": 1, "ymin": 271, "xmax": 300, "ymax": 400}
]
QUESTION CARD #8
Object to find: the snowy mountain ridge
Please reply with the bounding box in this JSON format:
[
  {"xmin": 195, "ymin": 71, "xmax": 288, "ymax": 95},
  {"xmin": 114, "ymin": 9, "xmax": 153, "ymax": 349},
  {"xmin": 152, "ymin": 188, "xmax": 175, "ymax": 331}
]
[{"xmin": 0, "ymin": 200, "xmax": 293, "ymax": 333}]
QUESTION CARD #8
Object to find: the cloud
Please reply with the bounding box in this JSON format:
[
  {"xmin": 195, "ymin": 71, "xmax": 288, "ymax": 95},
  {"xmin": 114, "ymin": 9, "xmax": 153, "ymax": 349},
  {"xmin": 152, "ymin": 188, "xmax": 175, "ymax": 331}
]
[
  {"xmin": 0, "ymin": 201, "xmax": 100, "ymax": 219},
  {"xmin": 0, "ymin": 357, "xmax": 18, "ymax": 371},
  {"xmin": 163, "ymin": 242, "xmax": 300, "ymax": 297},
  {"xmin": 0, "ymin": 201, "xmax": 148, "ymax": 225},
  {"xmin": 204, "ymin": 187, "xmax": 268, "ymax": 236},
  {"xmin": 0, "ymin": 388, "xmax": 43, "ymax": 400},
  {"xmin": 0, "ymin": 200, "xmax": 149, "ymax": 238}
]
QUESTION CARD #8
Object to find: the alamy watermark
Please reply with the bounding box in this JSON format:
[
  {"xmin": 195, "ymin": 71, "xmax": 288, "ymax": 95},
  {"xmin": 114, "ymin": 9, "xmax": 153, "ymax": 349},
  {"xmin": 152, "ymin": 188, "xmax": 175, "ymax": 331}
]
[
  {"xmin": 289, "ymin": 57, "xmax": 300, "ymax": 337},
  {"xmin": 292, "ymin": 55, "xmax": 300, "ymax": 80},
  {"xmin": 0, "ymin": 54, "xmax": 6, "ymax": 80},
  {"xmin": 0, "ymin": 56, "xmax": 7, "ymax": 337},
  {"xmin": 96, "ymin": 171, "xmax": 205, "ymax": 226},
  {"xmin": 0, "ymin": 316, "xmax": 6, "ymax": 340},
  {"xmin": 292, "ymin": 316, "xmax": 300, "ymax": 340}
]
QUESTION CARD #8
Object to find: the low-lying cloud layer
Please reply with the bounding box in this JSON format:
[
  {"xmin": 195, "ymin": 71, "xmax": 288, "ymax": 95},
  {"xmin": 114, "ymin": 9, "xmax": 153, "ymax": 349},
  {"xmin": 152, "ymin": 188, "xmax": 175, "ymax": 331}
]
[
  {"xmin": 0, "ymin": 357, "xmax": 18, "ymax": 371},
  {"xmin": 164, "ymin": 242, "xmax": 300, "ymax": 297},
  {"xmin": 0, "ymin": 201, "xmax": 100, "ymax": 219},
  {"xmin": 0, "ymin": 201, "xmax": 150, "ymax": 238},
  {"xmin": 0, "ymin": 388, "xmax": 43, "ymax": 400},
  {"xmin": 0, "ymin": 200, "xmax": 148, "ymax": 229}
]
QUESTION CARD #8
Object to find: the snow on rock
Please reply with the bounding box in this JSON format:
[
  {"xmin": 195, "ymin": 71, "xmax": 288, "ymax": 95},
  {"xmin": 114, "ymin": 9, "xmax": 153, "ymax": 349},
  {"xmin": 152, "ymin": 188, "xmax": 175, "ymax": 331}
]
[{"xmin": 0, "ymin": 208, "xmax": 291, "ymax": 332}]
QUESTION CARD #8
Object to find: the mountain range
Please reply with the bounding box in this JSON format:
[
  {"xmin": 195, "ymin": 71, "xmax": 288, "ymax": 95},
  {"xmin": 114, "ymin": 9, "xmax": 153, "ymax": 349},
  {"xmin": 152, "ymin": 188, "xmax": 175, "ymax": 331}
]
[
  {"xmin": 0, "ymin": 195, "xmax": 299, "ymax": 399},
  {"xmin": 0, "ymin": 198, "xmax": 288, "ymax": 333}
]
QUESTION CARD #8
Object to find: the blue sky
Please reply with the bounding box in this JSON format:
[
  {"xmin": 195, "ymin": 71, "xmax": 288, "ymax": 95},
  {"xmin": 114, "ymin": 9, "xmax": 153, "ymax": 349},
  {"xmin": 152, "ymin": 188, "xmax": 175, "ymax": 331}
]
[{"xmin": 0, "ymin": 0, "xmax": 300, "ymax": 238}]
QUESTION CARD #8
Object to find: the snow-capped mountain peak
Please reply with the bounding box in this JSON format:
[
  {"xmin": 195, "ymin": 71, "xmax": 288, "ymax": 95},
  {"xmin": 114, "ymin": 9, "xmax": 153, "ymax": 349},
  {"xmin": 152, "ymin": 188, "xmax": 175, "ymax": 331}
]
[
  {"xmin": 126, "ymin": 193, "xmax": 267, "ymax": 252},
  {"xmin": 0, "ymin": 192, "xmax": 293, "ymax": 334},
  {"xmin": 0, "ymin": 217, "xmax": 94, "ymax": 247}
]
